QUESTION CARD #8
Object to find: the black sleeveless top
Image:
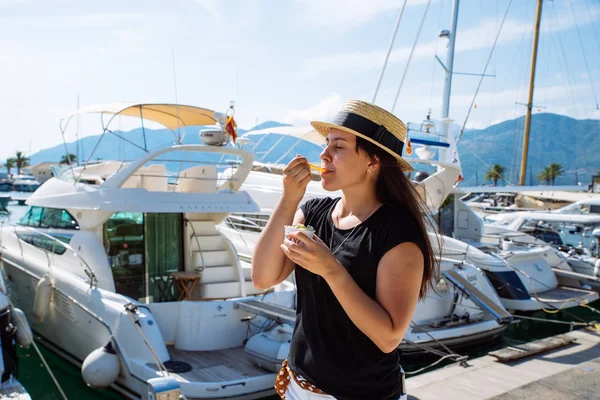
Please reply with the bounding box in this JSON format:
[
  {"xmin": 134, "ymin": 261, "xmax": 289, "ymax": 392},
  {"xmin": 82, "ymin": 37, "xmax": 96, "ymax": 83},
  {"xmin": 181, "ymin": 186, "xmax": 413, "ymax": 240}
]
[{"xmin": 288, "ymin": 197, "xmax": 426, "ymax": 400}]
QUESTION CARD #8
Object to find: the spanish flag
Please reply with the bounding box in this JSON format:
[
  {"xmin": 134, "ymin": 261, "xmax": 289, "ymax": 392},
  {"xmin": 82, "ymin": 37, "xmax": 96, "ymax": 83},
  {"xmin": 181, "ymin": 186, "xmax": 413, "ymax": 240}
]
[
  {"xmin": 225, "ymin": 115, "xmax": 237, "ymax": 143},
  {"xmin": 406, "ymin": 137, "xmax": 412, "ymax": 156}
]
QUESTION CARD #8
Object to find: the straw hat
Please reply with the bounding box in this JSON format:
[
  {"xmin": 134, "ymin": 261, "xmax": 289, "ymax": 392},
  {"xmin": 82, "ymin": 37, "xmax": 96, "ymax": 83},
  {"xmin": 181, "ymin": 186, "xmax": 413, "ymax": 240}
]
[{"xmin": 311, "ymin": 100, "xmax": 412, "ymax": 172}]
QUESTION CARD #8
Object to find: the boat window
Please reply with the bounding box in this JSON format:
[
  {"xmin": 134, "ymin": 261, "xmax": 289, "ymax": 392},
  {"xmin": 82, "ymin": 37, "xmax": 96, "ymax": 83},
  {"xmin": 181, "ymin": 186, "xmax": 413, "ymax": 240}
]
[
  {"xmin": 18, "ymin": 207, "xmax": 79, "ymax": 230},
  {"xmin": 18, "ymin": 206, "xmax": 43, "ymax": 227},
  {"xmin": 40, "ymin": 208, "xmax": 79, "ymax": 230},
  {"xmin": 16, "ymin": 231, "xmax": 71, "ymax": 255},
  {"xmin": 591, "ymin": 205, "xmax": 600, "ymax": 214},
  {"xmin": 105, "ymin": 212, "xmax": 183, "ymax": 303},
  {"xmin": 532, "ymin": 229, "xmax": 563, "ymax": 245}
]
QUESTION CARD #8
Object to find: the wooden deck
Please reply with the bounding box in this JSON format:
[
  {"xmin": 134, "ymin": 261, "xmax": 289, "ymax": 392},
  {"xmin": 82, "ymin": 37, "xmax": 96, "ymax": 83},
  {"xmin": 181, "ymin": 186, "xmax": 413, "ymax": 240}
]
[
  {"xmin": 488, "ymin": 334, "xmax": 576, "ymax": 362},
  {"xmin": 166, "ymin": 346, "xmax": 271, "ymax": 382},
  {"xmin": 407, "ymin": 328, "xmax": 600, "ymax": 399}
]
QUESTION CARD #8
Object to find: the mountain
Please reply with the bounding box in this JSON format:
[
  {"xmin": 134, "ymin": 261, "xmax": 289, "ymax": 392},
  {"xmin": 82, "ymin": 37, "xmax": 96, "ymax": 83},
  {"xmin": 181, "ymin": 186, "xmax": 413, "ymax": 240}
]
[
  {"xmin": 27, "ymin": 120, "xmax": 310, "ymax": 170},
  {"xmin": 19, "ymin": 113, "xmax": 600, "ymax": 187},
  {"xmin": 456, "ymin": 113, "xmax": 599, "ymax": 187},
  {"xmin": 240, "ymin": 120, "xmax": 292, "ymax": 134}
]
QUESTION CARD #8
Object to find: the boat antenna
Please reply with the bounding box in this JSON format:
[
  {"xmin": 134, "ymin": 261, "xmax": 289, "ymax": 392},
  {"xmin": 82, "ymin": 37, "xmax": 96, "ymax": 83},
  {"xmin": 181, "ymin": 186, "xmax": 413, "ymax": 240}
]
[
  {"xmin": 76, "ymin": 93, "xmax": 81, "ymax": 166},
  {"xmin": 138, "ymin": 105, "xmax": 148, "ymax": 151},
  {"xmin": 372, "ymin": 0, "xmax": 408, "ymax": 103},
  {"xmin": 172, "ymin": 48, "xmax": 184, "ymax": 144}
]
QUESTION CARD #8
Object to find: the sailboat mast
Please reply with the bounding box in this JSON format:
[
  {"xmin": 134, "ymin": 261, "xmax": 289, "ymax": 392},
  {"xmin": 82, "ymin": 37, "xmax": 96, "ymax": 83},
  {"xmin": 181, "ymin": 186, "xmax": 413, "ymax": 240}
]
[
  {"xmin": 76, "ymin": 93, "xmax": 81, "ymax": 166},
  {"xmin": 435, "ymin": 0, "xmax": 459, "ymax": 165},
  {"xmin": 442, "ymin": 0, "xmax": 459, "ymax": 135},
  {"xmin": 519, "ymin": 0, "xmax": 543, "ymax": 185}
]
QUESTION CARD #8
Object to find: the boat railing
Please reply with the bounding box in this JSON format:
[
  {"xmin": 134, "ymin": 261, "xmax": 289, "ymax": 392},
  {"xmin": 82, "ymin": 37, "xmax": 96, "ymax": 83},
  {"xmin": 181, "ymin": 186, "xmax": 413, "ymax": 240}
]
[
  {"xmin": 59, "ymin": 144, "xmax": 255, "ymax": 195},
  {"xmin": 12, "ymin": 225, "xmax": 98, "ymax": 288},
  {"xmin": 225, "ymin": 214, "xmax": 269, "ymax": 233}
]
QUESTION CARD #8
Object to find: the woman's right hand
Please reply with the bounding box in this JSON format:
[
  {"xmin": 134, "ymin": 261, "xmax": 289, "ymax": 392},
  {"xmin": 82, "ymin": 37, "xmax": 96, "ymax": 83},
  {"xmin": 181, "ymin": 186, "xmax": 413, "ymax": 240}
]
[{"xmin": 282, "ymin": 155, "xmax": 312, "ymax": 204}]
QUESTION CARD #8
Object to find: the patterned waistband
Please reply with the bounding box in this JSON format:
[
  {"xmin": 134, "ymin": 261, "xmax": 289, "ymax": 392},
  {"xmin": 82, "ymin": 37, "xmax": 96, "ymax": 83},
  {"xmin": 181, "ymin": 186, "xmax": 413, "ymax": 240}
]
[{"xmin": 275, "ymin": 359, "xmax": 327, "ymax": 399}]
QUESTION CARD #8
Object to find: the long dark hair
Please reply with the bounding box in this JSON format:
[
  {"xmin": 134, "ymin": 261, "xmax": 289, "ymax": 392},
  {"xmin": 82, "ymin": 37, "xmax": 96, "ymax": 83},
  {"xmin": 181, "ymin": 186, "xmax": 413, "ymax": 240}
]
[{"xmin": 356, "ymin": 137, "xmax": 439, "ymax": 300}]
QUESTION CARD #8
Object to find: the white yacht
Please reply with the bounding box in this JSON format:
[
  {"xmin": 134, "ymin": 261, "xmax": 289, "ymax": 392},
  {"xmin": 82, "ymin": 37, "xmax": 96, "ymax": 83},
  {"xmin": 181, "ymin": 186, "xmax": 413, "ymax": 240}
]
[
  {"xmin": 484, "ymin": 199, "xmax": 600, "ymax": 254},
  {"xmin": 446, "ymin": 190, "xmax": 599, "ymax": 311},
  {"xmin": 11, "ymin": 175, "xmax": 40, "ymax": 193},
  {"xmin": 0, "ymin": 103, "xmax": 297, "ymax": 400},
  {"xmin": 461, "ymin": 198, "xmax": 600, "ymax": 287},
  {"xmin": 9, "ymin": 175, "xmax": 40, "ymax": 206}
]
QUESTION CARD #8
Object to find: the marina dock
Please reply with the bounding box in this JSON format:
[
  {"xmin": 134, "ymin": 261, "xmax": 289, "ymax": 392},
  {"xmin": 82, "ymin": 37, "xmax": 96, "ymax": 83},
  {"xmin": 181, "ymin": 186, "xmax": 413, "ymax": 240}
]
[{"xmin": 407, "ymin": 328, "xmax": 600, "ymax": 399}]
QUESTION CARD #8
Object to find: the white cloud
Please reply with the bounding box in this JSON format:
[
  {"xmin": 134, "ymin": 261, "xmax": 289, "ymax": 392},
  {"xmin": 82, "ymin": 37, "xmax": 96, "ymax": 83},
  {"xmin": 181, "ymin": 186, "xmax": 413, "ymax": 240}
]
[
  {"xmin": 365, "ymin": 78, "xmax": 599, "ymax": 134},
  {"xmin": 302, "ymin": 15, "xmax": 516, "ymax": 77},
  {"xmin": 283, "ymin": 93, "xmax": 344, "ymax": 125},
  {"xmin": 0, "ymin": 0, "xmax": 40, "ymax": 8},
  {"xmin": 303, "ymin": 4, "xmax": 600, "ymax": 77},
  {"xmin": 451, "ymin": 82, "xmax": 595, "ymax": 109},
  {"xmin": 0, "ymin": 11, "xmax": 151, "ymax": 28},
  {"xmin": 295, "ymin": 0, "xmax": 435, "ymax": 30}
]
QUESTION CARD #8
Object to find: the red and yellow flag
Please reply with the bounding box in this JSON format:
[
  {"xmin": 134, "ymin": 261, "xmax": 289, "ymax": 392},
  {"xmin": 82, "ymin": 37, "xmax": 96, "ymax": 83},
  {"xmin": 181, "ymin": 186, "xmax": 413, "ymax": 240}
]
[
  {"xmin": 406, "ymin": 137, "xmax": 412, "ymax": 155},
  {"xmin": 225, "ymin": 115, "xmax": 237, "ymax": 143}
]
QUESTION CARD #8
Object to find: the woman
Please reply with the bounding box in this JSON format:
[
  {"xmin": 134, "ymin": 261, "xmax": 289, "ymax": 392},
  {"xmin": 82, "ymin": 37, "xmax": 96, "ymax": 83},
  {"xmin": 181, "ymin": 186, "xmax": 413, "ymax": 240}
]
[{"xmin": 251, "ymin": 100, "xmax": 437, "ymax": 400}]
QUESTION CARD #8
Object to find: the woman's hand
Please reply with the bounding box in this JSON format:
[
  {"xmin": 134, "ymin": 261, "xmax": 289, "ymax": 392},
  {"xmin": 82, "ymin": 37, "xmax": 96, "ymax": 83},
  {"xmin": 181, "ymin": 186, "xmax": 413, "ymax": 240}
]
[
  {"xmin": 280, "ymin": 232, "xmax": 344, "ymax": 280},
  {"xmin": 281, "ymin": 155, "xmax": 312, "ymax": 205}
]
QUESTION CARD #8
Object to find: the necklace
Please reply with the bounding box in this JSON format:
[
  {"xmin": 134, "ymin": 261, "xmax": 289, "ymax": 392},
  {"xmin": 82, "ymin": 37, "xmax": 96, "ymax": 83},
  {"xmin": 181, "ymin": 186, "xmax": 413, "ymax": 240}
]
[{"xmin": 329, "ymin": 200, "xmax": 380, "ymax": 256}]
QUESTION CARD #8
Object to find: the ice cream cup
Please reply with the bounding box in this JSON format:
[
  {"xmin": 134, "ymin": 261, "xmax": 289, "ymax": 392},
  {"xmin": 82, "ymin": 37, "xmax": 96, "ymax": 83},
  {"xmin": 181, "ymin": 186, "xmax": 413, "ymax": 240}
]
[{"xmin": 284, "ymin": 225, "xmax": 315, "ymax": 241}]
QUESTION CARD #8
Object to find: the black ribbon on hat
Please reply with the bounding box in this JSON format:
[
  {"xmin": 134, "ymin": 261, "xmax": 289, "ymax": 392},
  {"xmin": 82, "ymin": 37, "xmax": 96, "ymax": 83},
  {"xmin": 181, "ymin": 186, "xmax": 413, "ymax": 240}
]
[{"xmin": 331, "ymin": 111, "xmax": 404, "ymax": 156}]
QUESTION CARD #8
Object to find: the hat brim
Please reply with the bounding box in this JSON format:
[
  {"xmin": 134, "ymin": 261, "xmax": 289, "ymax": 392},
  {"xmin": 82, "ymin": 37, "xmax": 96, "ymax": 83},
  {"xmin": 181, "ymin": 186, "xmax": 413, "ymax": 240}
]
[{"xmin": 310, "ymin": 121, "xmax": 413, "ymax": 172}]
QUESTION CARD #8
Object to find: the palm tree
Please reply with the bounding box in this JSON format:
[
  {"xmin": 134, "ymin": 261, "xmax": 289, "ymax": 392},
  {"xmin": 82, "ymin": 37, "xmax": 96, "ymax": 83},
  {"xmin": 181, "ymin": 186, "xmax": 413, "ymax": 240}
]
[
  {"xmin": 485, "ymin": 164, "xmax": 506, "ymax": 186},
  {"xmin": 537, "ymin": 167, "xmax": 551, "ymax": 185},
  {"xmin": 4, "ymin": 158, "xmax": 15, "ymax": 175},
  {"xmin": 547, "ymin": 163, "xmax": 565, "ymax": 186},
  {"xmin": 60, "ymin": 153, "xmax": 77, "ymax": 165},
  {"xmin": 14, "ymin": 151, "xmax": 29, "ymax": 175}
]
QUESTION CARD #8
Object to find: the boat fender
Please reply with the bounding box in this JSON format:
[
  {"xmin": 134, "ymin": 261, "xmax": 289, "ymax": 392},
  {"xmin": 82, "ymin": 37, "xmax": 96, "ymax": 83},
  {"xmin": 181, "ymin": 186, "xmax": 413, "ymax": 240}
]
[
  {"xmin": 12, "ymin": 308, "xmax": 32, "ymax": 349},
  {"xmin": 34, "ymin": 274, "xmax": 52, "ymax": 323},
  {"xmin": 594, "ymin": 259, "xmax": 600, "ymax": 278},
  {"xmin": 244, "ymin": 324, "xmax": 293, "ymax": 372},
  {"xmin": 81, "ymin": 342, "xmax": 121, "ymax": 388}
]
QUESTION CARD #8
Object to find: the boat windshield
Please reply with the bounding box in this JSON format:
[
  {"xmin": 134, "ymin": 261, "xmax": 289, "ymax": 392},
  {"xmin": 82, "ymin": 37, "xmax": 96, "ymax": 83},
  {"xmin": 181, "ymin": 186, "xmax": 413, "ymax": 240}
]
[{"xmin": 556, "ymin": 201, "xmax": 600, "ymax": 215}]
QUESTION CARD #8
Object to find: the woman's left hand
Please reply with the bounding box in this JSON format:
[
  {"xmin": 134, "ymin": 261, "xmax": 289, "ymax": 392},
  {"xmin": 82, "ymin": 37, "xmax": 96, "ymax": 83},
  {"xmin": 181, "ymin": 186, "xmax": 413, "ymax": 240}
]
[{"xmin": 280, "ymin": 232, "xmax": 343, "ymax": 279}]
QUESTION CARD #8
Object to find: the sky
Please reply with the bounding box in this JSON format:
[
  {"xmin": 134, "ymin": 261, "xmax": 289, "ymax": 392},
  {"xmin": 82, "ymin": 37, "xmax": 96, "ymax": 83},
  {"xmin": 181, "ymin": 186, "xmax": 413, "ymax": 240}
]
[{"xmin": 1, "ymin": 0, "xmax": 599, "ymax": 163}]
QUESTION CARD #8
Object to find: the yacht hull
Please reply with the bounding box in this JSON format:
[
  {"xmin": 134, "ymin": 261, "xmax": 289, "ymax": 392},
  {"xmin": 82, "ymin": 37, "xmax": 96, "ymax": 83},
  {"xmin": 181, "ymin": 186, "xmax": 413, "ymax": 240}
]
[
  {"xmin": 0, "ymin": 255, "xmax": 285, "ymax": 400},
  {"xmin": 400, "ymin": 323, "xmax": 506, "ymax": 358}
]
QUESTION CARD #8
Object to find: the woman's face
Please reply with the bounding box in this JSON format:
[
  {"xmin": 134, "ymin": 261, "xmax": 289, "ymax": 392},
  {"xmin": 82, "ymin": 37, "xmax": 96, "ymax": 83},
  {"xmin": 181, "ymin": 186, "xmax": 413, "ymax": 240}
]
[{"xmin": 319, "ymin": 128, "xmax": 372, "ymax": 192}]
